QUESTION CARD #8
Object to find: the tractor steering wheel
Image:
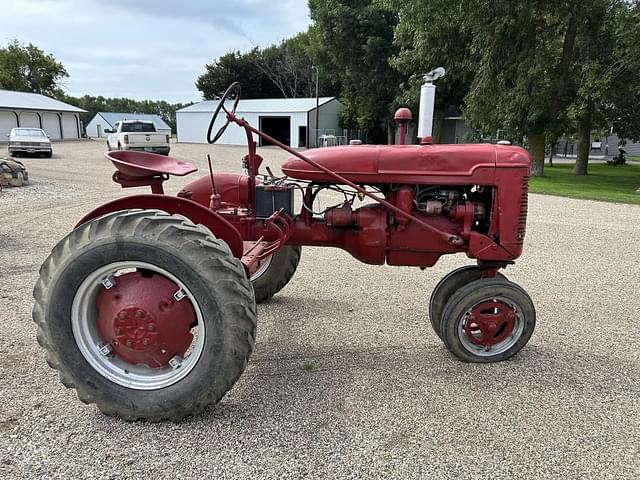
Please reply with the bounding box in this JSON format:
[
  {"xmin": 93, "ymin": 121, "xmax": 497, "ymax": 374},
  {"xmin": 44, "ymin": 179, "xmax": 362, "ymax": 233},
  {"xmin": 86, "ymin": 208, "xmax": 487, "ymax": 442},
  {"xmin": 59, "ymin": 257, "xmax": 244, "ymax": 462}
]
[{"xmin": 207, "ymin": 82, "xmax": 241, "ymax": 144}]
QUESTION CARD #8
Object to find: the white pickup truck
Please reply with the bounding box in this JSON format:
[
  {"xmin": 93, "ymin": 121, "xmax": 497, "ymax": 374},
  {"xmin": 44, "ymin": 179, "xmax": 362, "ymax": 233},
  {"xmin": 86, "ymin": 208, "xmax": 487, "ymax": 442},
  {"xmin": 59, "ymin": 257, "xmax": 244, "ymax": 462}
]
[{"xmin": 105, "ymin": 120, "xmax": 170, "ymax": 155}]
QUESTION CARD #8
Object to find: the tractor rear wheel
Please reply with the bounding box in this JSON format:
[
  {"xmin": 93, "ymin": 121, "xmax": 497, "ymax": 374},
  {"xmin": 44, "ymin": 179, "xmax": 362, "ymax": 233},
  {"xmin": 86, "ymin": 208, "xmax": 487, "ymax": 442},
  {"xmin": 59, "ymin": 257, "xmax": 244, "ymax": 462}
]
[
  {"xmin": 439, "ymin": 278, "xmax": 535, "ymax": 363},
  {"xmin": 33, "ymin": 210, "xmax": 256, "ymax": 421},
  {"xmin": 250, "ymin": 245, "xmax": 301, "ymax": 303},
  {"xmin": 429, "ymin": 266, "xmax": 506, "ymax": 340}
]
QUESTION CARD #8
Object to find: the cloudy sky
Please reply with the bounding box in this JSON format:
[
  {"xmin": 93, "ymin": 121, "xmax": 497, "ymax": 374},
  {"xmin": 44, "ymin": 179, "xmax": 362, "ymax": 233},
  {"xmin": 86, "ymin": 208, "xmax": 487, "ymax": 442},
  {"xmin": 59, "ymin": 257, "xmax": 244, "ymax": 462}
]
[{"xmin": 1, "ymin": 0, "xmax": 311, "ymax": 103}]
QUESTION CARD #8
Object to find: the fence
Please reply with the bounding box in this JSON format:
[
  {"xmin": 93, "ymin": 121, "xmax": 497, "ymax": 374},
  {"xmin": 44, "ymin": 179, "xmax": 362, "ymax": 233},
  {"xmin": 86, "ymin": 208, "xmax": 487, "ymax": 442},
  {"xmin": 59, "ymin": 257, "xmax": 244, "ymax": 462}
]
[{"xmin": 309, "ymin": 129, "xmax": 369, "ymax": 148}]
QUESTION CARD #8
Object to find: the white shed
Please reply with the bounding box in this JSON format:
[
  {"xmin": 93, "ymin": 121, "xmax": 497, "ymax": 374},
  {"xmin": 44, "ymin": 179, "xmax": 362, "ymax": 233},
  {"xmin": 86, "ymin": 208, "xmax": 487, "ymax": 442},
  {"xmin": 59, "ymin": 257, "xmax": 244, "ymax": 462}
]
[
  {"xmin": 86, "ymin": 112, "xmax": 172, "ymax": 138},
  {"xmin": 0, "ymin": 89, "xmax": 86, "ymax": 141},
  {"xmin": 176, "ymin": 97, "xmax": 342, "ymax": 148}
]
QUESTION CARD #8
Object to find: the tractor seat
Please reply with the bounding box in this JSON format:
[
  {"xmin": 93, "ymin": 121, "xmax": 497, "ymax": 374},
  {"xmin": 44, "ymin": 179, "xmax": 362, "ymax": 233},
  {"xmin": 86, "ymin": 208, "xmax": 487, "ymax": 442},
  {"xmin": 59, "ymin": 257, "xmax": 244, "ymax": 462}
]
[{"xmin": 105, "ymin": 150, "xmax": 197, "ymax": 178}]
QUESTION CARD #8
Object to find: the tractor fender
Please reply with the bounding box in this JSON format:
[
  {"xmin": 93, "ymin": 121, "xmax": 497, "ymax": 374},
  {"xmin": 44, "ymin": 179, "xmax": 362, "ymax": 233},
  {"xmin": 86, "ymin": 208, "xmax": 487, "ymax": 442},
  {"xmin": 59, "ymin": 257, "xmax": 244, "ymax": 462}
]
[
  {"xmin": 76, "ymin": 194, "xmax": 244, "ymax": 258},
  {"xmin": 179, "ymin": 173, "xmax": 252, "ymax": 209}
]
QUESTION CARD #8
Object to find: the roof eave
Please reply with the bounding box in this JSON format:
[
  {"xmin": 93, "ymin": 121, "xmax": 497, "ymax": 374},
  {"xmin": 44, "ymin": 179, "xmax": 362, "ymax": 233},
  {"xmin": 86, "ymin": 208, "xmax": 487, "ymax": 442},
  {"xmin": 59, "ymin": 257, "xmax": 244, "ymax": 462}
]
[
  {"xmin": 305, "ymin": 97, "xmax": 336, "ymax": 112},
  {"xmin": 0, "ymin": 105, "xmax": 87, "ymax": 113}
]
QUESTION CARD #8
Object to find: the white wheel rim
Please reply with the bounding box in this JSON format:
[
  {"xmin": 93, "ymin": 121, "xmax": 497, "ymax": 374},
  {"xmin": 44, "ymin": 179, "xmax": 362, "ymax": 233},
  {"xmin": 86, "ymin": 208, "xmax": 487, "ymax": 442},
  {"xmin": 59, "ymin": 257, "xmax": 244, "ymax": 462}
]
[
  {"xmin": 250, "ymin": 254, "xmax": 273, "ymax": 281},
  {"xmin": 71, "ymin": 261, "xmax": 206, "ymax": 390},
  {"xmin": 457, "ymin": 296, "xmax": 525, "ymax": 357}
]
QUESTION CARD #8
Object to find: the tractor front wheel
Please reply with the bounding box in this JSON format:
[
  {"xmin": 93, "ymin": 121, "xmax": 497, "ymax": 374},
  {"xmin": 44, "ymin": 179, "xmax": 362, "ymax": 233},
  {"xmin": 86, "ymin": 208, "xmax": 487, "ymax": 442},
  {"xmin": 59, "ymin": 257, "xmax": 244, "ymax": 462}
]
[
  {"xmin": 429, "ymin": 266, "xmax": 506, "ymax": 340},
  {"xmin": 439, "ymin": 278, "xmax": 535, "ymax": 363},
  {"xmin": 33, "ymin": 210, "xmax": 256, "ymax": 421},
  {"xmin": 250, "ymin": 245, "xmax": 301, "ymax": 303}
]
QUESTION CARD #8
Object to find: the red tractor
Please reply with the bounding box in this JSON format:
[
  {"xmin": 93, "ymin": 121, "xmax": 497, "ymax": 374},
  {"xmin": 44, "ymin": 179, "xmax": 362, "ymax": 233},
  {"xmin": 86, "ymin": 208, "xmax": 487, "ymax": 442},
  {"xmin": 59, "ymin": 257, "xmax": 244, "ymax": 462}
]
[{"xmin": 34, "ymin": 79, "xmax": 535, "ymax": 421}]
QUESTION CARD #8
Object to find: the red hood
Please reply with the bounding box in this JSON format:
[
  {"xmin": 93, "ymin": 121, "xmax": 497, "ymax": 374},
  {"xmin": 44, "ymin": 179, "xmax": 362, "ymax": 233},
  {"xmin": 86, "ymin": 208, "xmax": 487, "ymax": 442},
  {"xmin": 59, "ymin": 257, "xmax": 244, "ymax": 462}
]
[{"xmin": 281, "ymin": 144, "xmax": 530, "ymax": 183}]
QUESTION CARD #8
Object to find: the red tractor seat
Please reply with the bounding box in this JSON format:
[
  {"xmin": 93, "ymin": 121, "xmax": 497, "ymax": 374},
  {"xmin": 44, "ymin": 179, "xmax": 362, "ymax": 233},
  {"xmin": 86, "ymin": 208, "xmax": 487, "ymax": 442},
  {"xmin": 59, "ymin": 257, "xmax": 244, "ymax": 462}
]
[{"xmin": 105, "ymin": 150, "xmax": 197, "ymax": 178}]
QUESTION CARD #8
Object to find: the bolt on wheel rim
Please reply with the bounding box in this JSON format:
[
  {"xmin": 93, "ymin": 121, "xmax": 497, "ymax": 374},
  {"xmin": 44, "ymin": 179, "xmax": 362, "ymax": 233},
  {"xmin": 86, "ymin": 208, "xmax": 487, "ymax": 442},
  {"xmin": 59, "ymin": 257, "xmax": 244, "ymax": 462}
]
[
  {"xmin": 457, "ymin": 296, "xmax": 524, "ymax": 356},
  {"xmin": 72, "ymin": 261, "xmax": 206, "ymax": 390}
]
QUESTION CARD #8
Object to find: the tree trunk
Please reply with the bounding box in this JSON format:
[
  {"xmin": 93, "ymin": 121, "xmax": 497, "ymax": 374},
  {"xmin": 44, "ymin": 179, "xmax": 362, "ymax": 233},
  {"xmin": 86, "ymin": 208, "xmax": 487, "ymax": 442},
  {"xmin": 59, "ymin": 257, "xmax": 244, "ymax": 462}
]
[
  {"xmin": 573, "ymin": 107, "xmax": 592, "ymax": 175},
  {"xmin": 432, "ymin": 106, "xmax": 446, "ymax": 144},
  {"xmin": 548, "ymin": 13, "xmax": 578, "ymax": 122},
  {"xmin": 528, "ymin": 129, "xmax": 546, "ymax": 176},
  {"xmin": 387, "ymin": 120, "xmax": 394, "ymax": 145},
  {"xmin": 548, "ymin": 141, "xmax": 556, "ymax": 167}
]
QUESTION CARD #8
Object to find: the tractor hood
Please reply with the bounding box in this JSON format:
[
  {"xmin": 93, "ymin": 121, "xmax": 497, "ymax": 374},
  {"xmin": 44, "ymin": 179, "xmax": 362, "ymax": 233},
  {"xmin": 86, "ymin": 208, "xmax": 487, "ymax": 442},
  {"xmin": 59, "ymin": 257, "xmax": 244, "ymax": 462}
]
[{"xmin": 281, "ymin": 144, "xmax": 531, "ymax": 184}]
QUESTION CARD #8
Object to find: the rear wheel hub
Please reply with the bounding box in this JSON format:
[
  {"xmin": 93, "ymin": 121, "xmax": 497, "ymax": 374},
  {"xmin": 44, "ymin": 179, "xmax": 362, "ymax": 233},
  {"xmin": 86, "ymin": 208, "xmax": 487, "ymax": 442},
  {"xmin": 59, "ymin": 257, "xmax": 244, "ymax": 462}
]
[{"xmin": 96, "ymin": 272, "xmax": 195, "ymax": 368}]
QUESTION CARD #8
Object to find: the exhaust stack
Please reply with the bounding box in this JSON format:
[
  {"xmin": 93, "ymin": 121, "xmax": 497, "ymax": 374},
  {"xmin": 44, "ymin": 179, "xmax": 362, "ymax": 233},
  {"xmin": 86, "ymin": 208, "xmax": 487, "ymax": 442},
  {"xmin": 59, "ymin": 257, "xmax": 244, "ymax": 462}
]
[{"xmin": 417, "ymin": 67, "xmax": 446, "ymax": 143}]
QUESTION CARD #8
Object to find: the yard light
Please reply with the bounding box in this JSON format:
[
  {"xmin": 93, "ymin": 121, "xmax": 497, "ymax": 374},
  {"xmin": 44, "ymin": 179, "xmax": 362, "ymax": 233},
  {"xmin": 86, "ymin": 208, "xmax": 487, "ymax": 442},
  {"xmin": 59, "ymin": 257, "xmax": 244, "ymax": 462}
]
[{"xmin": 312, "ymin": 65, "xmax": 319, "ymax": 148}]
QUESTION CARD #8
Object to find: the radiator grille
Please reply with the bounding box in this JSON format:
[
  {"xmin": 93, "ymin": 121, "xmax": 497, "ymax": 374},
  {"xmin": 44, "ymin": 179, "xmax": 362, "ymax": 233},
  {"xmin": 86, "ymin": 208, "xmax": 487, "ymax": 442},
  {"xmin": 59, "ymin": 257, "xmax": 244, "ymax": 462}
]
[{"xmin": 517, "ymin": 175, "xmax": 529, "ymax": 243}]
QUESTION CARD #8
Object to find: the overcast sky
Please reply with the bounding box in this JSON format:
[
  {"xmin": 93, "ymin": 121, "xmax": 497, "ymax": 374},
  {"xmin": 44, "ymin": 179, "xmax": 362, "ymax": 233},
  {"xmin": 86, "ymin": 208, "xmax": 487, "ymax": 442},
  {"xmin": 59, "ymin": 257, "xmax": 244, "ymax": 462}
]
[{"xmin": 0, "ymin": 0, "xmax": 311, "ymax": 103}]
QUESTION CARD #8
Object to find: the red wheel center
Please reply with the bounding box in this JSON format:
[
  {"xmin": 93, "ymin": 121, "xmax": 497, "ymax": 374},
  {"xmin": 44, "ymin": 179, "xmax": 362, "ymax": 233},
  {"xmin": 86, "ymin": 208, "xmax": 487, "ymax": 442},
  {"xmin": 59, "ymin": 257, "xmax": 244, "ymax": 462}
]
[
  {"xmin": 114, "ymin": 307, "xmax": 158, "ymax": 345},
  {"xmin": 96, "ymin": 272, "xmax": 195, "ymax": 368},
  {"xmin": 465, "ymin": 300, "xmax": 516, "ymax": 350}
]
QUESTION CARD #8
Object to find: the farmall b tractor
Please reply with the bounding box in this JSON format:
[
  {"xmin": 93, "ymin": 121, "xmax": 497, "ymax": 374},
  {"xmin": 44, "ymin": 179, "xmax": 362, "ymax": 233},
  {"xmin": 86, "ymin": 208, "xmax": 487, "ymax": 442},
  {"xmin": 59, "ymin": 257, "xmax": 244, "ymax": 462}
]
[{"xmin": 34, "ymin": 69, "xmax": 535, "ymax": 421}]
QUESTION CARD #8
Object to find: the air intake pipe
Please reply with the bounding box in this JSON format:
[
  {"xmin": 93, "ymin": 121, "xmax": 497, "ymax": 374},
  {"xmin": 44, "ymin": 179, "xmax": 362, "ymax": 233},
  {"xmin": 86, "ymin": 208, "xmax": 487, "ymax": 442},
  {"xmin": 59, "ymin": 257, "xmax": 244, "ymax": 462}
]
[{"xmin": 417, "ymin": 67, "xmax": 446, "ymax": 144}]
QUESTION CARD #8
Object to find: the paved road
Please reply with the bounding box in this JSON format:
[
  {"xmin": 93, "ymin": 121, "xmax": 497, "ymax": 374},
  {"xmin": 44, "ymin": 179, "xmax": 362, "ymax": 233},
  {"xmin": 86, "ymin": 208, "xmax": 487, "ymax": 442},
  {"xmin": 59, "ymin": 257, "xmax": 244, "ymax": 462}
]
[{"xmin": 1, "ymin": 140, "xmax": 639, "ymax": 479}]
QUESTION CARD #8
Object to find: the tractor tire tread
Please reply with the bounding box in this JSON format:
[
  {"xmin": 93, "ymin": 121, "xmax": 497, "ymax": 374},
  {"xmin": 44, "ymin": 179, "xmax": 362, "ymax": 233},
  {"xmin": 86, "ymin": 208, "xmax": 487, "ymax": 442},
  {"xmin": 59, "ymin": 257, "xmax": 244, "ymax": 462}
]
[
  {"xmin": 429, "ymin": 266, "xmax": 506, "ymax": 340},
  {"xmin": 252, "ymin": 246, "xmax": 301, "ymax": 304},
  {"xmin": 440, "ymin": 277, "xmax": 536, "ymax": 363},
  {"xmin": 33, "ymin": 209, "xmax": 256, "ymax": 421}
]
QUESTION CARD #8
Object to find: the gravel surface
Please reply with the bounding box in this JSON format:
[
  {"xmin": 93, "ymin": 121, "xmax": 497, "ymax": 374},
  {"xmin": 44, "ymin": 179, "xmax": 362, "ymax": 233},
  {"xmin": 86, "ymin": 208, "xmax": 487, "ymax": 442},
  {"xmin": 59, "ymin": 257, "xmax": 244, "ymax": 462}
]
[{"xmin": 1, "ymin": 140, "xmax": 639, "ymax": 479}]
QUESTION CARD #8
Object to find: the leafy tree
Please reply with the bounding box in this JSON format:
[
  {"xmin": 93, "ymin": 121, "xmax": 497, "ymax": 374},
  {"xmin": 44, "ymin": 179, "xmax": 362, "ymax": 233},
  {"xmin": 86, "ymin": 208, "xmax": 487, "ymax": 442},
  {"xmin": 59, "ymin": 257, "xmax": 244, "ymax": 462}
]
[
  {"xmin": 305, "ymin": 25, "xmax": 343, "ymax": 99},
  {"xmin": 56, "ymin": 94, "xmax": 189, "ymax": 131},
  {"xmin": 460, "ymin": 1, "xmax": 582, "ymax": 176},
  {"xmin": 384, "ymin": 0, "xmax": 475, "ymax": 143},
  {"xmin": 388, "ymin": 0, "xmax": 639, "ymax": 176},
  {"xmin": 0, "ymin": 40, "xmax": 68, "ymax": 96},
  {"xmin": 196, "ymin": 49, "xmax": 271, "ymax": 99},
  {"xmin": 565, "ymin": 1, "xmax": 615, "ymax": 174},
  {"xmin": 253, "ymin": 33, "xmax": 317, "ymax": 98},
  {"xmin": 387, "ymin": 0, "xmax": 579, "ymax": 158},
  {"xmin": 196, "ymin": 32, "xmax": 338, "ymax": 100},
  {"xmin": 568, "ymin": 0, "xmax": 640, "ymax": 174},
  {"xmin": 308, "ymin": 0, "xmax": 402, "ymax": 143}
]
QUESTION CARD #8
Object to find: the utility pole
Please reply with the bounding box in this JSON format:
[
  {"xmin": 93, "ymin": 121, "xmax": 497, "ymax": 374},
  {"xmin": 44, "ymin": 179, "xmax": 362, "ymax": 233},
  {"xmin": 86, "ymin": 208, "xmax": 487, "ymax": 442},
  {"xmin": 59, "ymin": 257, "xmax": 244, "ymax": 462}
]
[{"xmin": 312, "ymin": 65, "xmax": 319, "ymax": 148}]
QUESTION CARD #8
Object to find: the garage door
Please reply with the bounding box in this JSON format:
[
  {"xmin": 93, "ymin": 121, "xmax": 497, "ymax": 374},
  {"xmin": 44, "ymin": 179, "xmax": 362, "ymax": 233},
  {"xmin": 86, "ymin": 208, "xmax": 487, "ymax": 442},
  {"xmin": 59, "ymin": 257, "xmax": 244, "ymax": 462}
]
[
  {"xmin": 259, "ymin": 116, "xmax": 291, "ymax": 146},
  {"xmin": 61, "ymin": 114, "xmax": 78, "ymax": 139},
  {"xmin": 42, "ymin": 113, "xmax": 62, "ymax": 139},
  {"xmin": 19, "ymin": 111, "xmax": 40, "ymax": 128},
  {"xmin": 0, "ymin": 111, "xmax": 18, "ymax": 142}
]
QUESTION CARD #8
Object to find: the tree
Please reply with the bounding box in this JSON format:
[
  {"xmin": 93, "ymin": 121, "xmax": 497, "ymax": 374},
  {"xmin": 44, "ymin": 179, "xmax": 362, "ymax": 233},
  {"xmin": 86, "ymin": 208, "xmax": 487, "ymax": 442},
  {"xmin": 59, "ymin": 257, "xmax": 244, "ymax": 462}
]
[
  {"xmin": 252, "ymin": 33, "xmax": 317, "ymax": 98},
  {"xmin": 389, "ymin": 0, "xmax": 639, "ymax": 175},
  {"xmin": 196, "ymin": 49, "xmax": 268, "ymax": 99},
  {"xmin": 387, "ymin": 0, "xmax": 591, "ymax": 167},
  {"xmin": 196, "ymin": 32, "xmax": 339, "ymax": 101},
  {"xmin": 384, "ymin": 0, "xmax": 475, "ymax": 143},
  {"xmin": 569, "ymin": 0, "xmax": 640, "ymax": 174},
  {"xmin": 56, "ymin": 93, "xmax": 189, "ymax": 131},
  {"xmin": 309, "ymin": 0, "xmax": 402, "ymax": 143},
  {"xmin": 0, "ymin": 40, "xmax": 68, "ymax": 96},
  {"xmin": 566, "ymin": 0, "xmax": 613, "ymax": 175},
  {"xmin": 460, "ymin": 1, "xmax": 582, "ymax": 176}
]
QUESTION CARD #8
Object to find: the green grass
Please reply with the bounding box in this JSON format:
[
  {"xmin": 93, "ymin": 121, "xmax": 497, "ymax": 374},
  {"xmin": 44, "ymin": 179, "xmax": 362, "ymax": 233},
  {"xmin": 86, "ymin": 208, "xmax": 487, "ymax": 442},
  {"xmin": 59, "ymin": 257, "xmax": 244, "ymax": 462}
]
[
  {"xmin": 529, "ymin": 163, "xmax": 640, "ymax": 204},
  {"xmin": 301, "ymin": 360, "xmax": 318, "ymax": 372}
]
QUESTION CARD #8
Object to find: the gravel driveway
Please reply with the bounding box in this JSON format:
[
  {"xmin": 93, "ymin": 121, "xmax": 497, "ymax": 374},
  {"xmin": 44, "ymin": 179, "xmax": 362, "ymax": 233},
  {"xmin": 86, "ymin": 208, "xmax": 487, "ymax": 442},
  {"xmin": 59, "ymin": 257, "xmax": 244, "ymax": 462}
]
[{"xmin": 1, "ymin": 140, "xmax": 639, "ymax": 479}]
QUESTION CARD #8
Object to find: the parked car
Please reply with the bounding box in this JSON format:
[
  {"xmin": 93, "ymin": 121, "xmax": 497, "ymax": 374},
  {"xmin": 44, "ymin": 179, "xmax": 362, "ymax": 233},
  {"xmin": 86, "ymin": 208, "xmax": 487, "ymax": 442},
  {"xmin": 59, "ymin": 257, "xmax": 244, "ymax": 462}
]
[
  {"xmin": 7, "ymin": 128, "xmax": 52, "ymax": 158},
  {"xmin": 105, "ymin": 120, "xmax": 170, "ymax": 155}
]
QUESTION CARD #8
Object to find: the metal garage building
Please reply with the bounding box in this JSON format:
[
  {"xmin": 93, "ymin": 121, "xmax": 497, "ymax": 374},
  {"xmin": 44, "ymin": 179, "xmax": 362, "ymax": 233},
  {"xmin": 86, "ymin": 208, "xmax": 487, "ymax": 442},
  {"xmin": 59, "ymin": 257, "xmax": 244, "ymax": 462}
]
[
  {"xmin": 0, "ymin": 89, "xmax": 85, "ymax": 141},
  {"xmin": 85, "ymin": 112, "xmax": 171, "ymax": 138},
  {"xmin": 176, "ymin": 97, "xmax": 342, "ymax": 148}
]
